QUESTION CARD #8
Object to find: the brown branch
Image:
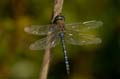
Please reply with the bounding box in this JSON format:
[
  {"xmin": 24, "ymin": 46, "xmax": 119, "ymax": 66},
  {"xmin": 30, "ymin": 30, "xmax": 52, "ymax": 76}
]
[
  {"xmin": 39, "ymin": 32, "xmax": 52, "ymax": 79},
  {"xmin": 39, "ymin": 0, "xmax": 64, "ymax": 79},
  {"xmin": 51, "ymin": 0, "xmax": 64, "ymax": 23}
]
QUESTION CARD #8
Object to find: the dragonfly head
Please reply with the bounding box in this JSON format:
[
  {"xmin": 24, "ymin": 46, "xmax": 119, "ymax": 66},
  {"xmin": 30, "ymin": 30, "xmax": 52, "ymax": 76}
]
[{"xmin": 54, "ymin": 15, "xmax": 65, "ymax": 23}]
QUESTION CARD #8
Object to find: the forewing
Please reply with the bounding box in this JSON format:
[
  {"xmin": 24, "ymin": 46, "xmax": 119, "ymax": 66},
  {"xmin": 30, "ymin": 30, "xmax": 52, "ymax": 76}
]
[
  {"xmin": 64, "ymin": 31, "xmax": 102, "ymax": 45},
  {"xmin": 24, "ymin": 25, "xmax": 50, "ymax": 35},
  {"xmin": 29, "ymin": 36, "xmax": 60, "ymax": 50},
  {"xmin": 65, "ymin": 20, "xmax": 103, "ymax": 32}
]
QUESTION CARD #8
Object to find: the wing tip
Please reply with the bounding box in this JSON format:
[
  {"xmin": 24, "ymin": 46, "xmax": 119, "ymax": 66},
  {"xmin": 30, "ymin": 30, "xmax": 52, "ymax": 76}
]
[
  {"xmin": 97, "ymin": 21, "xmax": 103, "ymax": 26},
  {"xmin": 97, "ymin": 38, "xmax": 102, "ymax": 44},
  {"xmin": 83, "ymin": 20, "xmax": 103, "ymax": 26},
  {"xmin": 24, "ymin": 26, "xmax": 30, "ymax": 32}
]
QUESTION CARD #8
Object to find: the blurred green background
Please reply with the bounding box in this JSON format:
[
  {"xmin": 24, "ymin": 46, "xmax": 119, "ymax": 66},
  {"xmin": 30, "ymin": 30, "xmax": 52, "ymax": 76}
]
[{"xmin": 0, "ymin": 0, "xmax": 120, "ymax": 79}]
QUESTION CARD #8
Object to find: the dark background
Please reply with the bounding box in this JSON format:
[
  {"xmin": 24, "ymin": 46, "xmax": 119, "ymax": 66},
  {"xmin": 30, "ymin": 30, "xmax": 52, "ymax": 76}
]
[{"xmin": 0, "ymin": 0, "xmax": 120, "ymax": 79}]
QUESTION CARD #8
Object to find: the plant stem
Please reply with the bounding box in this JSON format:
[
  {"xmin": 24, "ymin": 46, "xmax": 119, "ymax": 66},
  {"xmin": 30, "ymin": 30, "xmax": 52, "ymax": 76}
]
[{"xmin": 39, "ymin": 0, "xmax": 64, "ymax": 79}]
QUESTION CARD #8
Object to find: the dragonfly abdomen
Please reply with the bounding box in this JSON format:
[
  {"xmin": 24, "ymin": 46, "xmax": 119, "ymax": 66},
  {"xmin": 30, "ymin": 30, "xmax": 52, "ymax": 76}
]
[{"xmin": 59, "ymin": 32, "xmax": 70, "ymax": 75}]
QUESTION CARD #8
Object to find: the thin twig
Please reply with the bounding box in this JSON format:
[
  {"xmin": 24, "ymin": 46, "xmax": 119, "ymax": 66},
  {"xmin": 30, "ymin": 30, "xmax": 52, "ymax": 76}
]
[
  {"xmin": 51, "ymin": 0, "xmax": 64, "ymax": 23},
  {"xmin": 39, "ymin": 0, "xmax": 64, "ymax": 79}
]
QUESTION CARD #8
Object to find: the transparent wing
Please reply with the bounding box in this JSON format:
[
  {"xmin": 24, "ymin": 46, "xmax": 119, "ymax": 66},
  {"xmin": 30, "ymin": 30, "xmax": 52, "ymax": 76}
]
[
  {"xmin": 29, "ymin": 35, "xmax": 60, "ymax": 50},
  {"xmin": 64, "ymin": 31, "xmax": 102, "ymax": 45},
  {"xmin": 24, "ymin": 25, "xmax": 50, "ymax": 35},
  {"xmin": 65, "ymin": 20, "xmax": 103, "ymax": 32}
]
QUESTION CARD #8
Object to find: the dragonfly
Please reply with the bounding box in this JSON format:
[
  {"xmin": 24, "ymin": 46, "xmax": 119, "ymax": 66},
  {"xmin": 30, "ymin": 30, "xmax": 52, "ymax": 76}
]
[{"xmin": 24, "ymin": 15, "xmax": 103, "ymax": 75}]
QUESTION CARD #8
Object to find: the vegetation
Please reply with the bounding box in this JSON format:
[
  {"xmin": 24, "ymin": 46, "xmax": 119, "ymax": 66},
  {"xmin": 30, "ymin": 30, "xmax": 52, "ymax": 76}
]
[{"xmin": 0, "ymin": 0, "xmax": 120, "ymax": 79}]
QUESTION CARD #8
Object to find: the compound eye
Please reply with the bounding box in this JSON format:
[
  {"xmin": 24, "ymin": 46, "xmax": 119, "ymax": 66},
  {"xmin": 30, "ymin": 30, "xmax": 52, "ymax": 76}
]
[{"xmin": 54, "ymin": 15, "xmax": 65, "ymax": 23}]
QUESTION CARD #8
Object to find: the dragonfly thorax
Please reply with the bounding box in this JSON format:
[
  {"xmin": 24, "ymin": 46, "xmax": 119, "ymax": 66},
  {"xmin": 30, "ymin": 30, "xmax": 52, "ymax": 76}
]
[
  {"xmin": 57, "ymin": 20, "xmax": 65, "ymax": 31},
  {"xmin": 54, "ymin": 15, "xmax": 65, "ymax": 31}
]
